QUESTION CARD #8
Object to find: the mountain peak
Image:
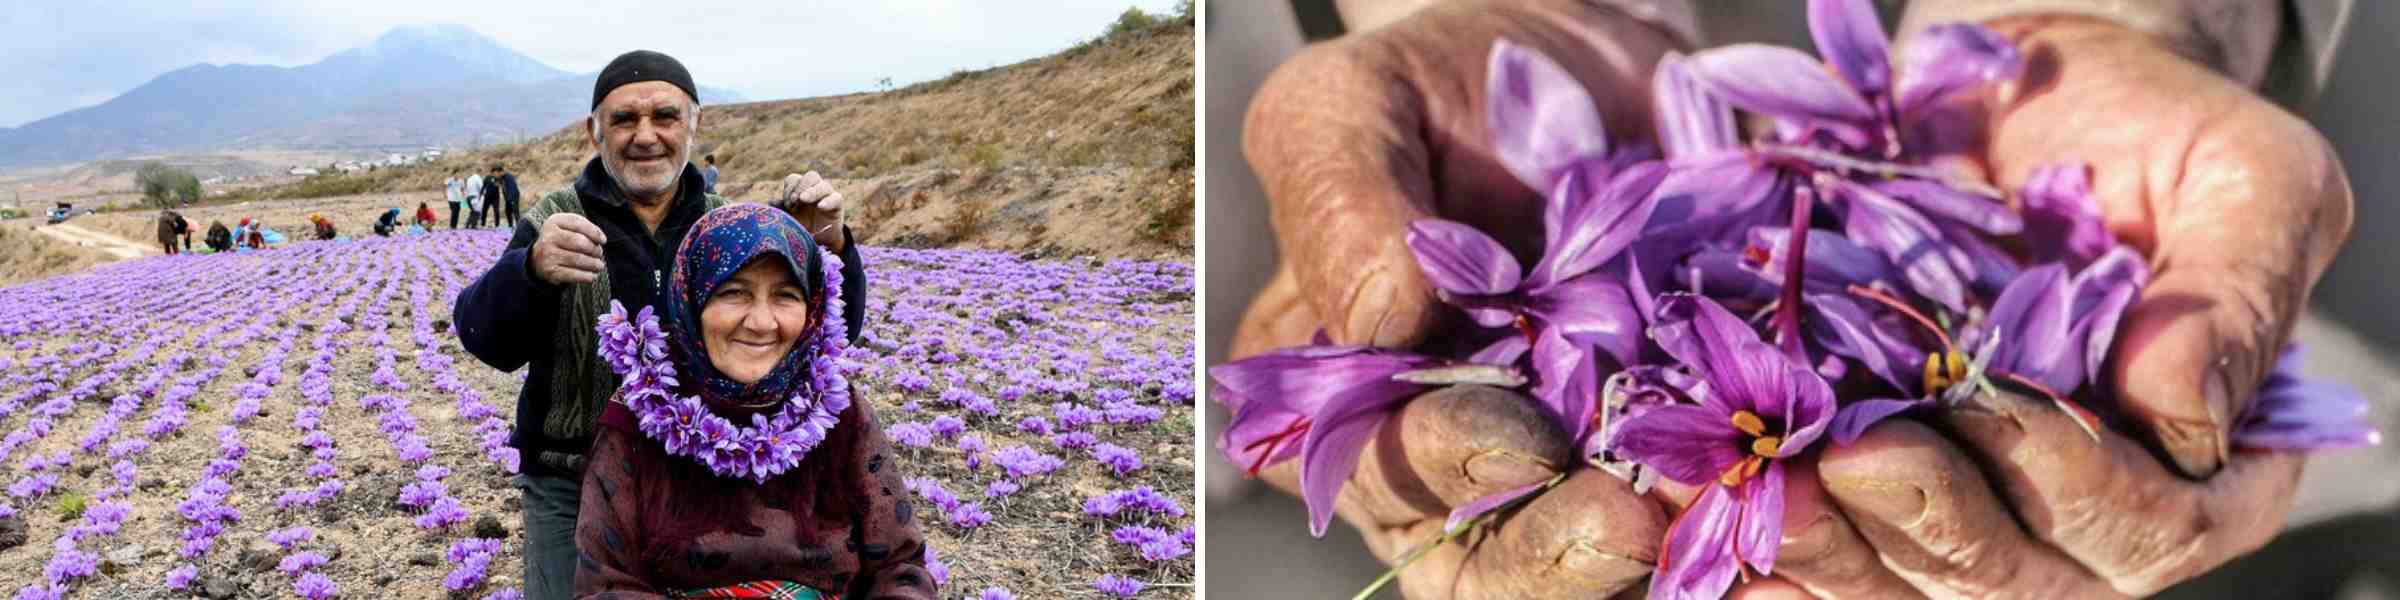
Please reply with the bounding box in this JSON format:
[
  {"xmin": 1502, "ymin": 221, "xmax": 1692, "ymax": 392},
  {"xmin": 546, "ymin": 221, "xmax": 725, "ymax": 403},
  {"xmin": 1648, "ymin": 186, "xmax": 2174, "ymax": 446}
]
[{"xmin": 372, "ymin": 24, "xmax": 489, "ymax": 48}]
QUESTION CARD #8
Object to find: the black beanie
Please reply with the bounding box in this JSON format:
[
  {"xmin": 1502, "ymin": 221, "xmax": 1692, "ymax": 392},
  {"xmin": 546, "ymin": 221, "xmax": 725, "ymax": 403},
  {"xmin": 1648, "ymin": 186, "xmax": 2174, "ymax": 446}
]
[{"xmin": 592, "ymin": 50, "xmax": 698, "ymax": 110}]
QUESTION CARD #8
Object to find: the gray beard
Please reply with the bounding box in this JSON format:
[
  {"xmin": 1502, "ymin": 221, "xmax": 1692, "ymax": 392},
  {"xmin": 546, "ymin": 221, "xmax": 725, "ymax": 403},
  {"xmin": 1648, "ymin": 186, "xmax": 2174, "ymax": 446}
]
[{"xmin": 599, "ymin": 139, "xmax": 691, "ymax": 203}]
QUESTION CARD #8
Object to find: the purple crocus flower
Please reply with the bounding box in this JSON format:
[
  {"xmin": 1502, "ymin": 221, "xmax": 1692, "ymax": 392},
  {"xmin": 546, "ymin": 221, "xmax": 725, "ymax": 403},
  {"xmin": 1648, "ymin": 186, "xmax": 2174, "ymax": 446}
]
[
  {"xmin": 1092, "ymin": 574, "xmax": 1144, "ymax": 598},
  {"xmin": 1829, "ymin": 247, "xmax": 2148, "ymax": 443},
  {"xmin": 2233, "ymin": 344, "xmax": 2382, "ymax": 450},
  {"xmin": 1212, "ymin": 344, "xmax": 1519, "ymax": 536},
  {"xmin": 1610, "ymin": 295, "xmax": 1835, "ymax": 600},
  {"xmin": 1646, "ymin": 0, "xmax": 2025, "ymax": 311}
]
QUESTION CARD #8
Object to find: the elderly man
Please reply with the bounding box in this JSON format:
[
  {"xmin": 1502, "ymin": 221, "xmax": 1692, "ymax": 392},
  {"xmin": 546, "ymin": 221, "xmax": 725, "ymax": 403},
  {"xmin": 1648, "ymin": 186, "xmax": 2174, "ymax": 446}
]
[{"xmin": 452, "ymin": 50, "xmax": 863, "ymax": 600}]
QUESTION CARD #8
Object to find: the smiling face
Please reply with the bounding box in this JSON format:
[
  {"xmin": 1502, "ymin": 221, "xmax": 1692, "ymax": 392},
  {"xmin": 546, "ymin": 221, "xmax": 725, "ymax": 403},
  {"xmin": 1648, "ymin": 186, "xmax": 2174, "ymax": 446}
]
[
  {"xmin": 700, "ymin": 257, "xmax": 813, "ymax": 386},
  {"xmin": 587, "ymin": 80, "xmax": 697, "ymax": 206}
]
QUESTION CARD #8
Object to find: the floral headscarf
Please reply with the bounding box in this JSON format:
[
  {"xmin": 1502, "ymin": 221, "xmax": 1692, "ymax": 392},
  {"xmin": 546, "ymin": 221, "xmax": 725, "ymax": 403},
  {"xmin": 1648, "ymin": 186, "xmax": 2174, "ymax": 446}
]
[{"xmin": 663, "ymin": 203, "xmax": 829, "ymax": 410}]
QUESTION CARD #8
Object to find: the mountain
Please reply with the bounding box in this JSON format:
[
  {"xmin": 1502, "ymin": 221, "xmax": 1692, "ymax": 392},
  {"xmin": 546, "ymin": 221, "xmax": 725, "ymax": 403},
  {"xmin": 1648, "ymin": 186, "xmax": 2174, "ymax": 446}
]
[{"xmin": 0, "ymin": 25, "xmax": 742, "ymax": 166}]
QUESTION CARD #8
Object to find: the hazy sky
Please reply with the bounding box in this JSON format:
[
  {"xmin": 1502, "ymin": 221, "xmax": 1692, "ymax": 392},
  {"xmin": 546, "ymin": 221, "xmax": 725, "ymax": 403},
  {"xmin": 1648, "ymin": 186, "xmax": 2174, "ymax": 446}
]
[{"xmin": 0, "ymin": 0, "xmax": 1183, "ymax": 128}]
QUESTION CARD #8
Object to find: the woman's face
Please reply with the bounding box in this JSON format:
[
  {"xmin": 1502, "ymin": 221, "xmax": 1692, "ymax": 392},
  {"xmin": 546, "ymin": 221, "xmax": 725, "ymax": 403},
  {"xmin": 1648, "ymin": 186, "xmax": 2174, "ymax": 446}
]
[{"xmin": 700, "ymin": 257, "xmax": 812, "ymax": 386}]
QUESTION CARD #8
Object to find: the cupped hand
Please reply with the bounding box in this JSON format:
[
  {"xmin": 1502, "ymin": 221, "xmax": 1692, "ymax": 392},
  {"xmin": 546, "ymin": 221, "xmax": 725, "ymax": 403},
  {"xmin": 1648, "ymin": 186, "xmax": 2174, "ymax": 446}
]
[
  {"xmin": 1231, "ymin": 0, "xmax": 1680, "ymax": 356},
  {"xmin": 1739, "ymin": 14, "xmax": 2353, "ymax": 599},
  {"xmin": 1228, "ymin": 2, "xmax": 1686, "ymax": 598}
]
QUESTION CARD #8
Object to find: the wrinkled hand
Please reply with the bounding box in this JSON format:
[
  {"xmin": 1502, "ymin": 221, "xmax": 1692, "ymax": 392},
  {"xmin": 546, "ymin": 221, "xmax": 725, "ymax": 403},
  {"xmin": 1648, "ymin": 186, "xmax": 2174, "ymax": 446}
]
[
  {"xmin": 1229, "ymin": 1, "xmax": 1684, "ymax": 598},
  {"xmin": 778, "ymin": 171, "xmax": 846, "ymax": 253},
  {"xmin": 1744, "ymin": 15, "xmax": 2353, "ymax": 599},
  {"xmin": 529, "ymin": 212, "xmax": 607, "ymax": 285}
]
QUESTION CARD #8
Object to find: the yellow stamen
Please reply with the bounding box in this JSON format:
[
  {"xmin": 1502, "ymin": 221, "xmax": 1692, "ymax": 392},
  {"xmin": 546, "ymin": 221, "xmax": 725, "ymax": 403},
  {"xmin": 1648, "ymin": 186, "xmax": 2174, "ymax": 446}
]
[
  {"xmin": 1729, "ymin": 410, "xmax": 1767, "ymax": 437},
  {"xmin": 1751, "ymin": 435, "xmax": 1782, "ymax": 457},
  {"xmin": 1946, "ymin": 351, "xmax": 1968, "ymax": 383},
  {"xmin": 1719, "ymin": 455, "xmax": 1764, "ymax": 487}
]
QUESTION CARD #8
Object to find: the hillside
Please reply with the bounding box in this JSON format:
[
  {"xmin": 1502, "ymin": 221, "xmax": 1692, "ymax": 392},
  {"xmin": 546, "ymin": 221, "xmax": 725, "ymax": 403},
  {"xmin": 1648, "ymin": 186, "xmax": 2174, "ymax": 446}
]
[
  {"xmin": 0, "ymin": 25, "xmax": 732, "ymax": 165},
  {"xmin": 233, "ymin": 15, "xmax": 1196, "ymax": 259}
]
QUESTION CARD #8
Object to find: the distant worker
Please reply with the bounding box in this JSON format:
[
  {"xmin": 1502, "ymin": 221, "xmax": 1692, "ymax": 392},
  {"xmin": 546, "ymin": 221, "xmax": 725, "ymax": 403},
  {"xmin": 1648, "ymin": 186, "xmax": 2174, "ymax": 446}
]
[
  {"xmin": 498, "ymin": 164, "xmax": 523, "ymax": 228},
  {"xmin": 205, "ymin": 220, "xmax": 232, "ymax": 252},
  {"xmin": 236, "ymin": 218, "xmax": 266, "ymax": 249},
  {"xmin": 482, "ymin": 165, "xmax": 505, "ymax": 229},
  {"xmin": 447, "ymin": 171, "xmax": 466, "ymax": 229},
  {"xmin": 415, "ymin": 202, "xmax": 439, "ymax": 230},
  {"xmin": 309, "ymin": 211, "xmax": 338, "ymax": 238},
  {"xmin": 702, "ymin": 153, "xmax": 719, "ymax": 195},
  {"xmin": 374, "ymin": 208, "xmax": 401, "ymax": 237},
  {"xmin": 466, "ymin": 169, "xmax": 486, "ymax": 228},
  {"xmin": 155, "ymin": 210, "xmax": 191, "ymax": 255}
]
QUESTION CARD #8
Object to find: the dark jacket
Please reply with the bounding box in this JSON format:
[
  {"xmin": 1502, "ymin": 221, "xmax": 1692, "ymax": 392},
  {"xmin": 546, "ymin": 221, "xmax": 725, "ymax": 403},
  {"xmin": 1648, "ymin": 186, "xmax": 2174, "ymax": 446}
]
[
  {"xmin": 500, "ymin": 173, "xmax": 522, "ymax": 205},
  {"xmin": 482, "ymin": 176, "xmax": 503, "ymax": 206},
  {"xmin": 453, "ymin": 158, "xmax": 867, "ymax": 476}
]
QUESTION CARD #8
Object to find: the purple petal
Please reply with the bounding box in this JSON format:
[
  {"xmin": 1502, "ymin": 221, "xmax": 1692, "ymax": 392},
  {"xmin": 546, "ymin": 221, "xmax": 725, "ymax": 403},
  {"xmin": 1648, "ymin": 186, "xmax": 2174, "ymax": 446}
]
[
  {"xmin": 1487, "ymin": 39, "xmax": 1611, "ymax": 192},
  {"xmin": 1300, "ymin": 408, "xmax": 1395, "ymax": 538},
  {"xmin": 1829, "ymin": 398, "xmax": 1922, "ymax": 445},
  {"xmin": 1654, "ymin": 483, "xmax": 1742, "ymax": 600},
  {"xmin": 1218, "ymin": 401, "xmax": 1310, "ymax": 472},
  {"xmin": 1773, "ymin": 361, "xmax": 1839, "ymax": 453},
  {"xmin": 1871, "ymin": 178, "xmax": 2022, "ymax": 235},
  {"xmin": 1735, "ymin": 462, "xmax": 1787, "ymax": 573},
  {"xmin": 2234, "ymin": 344, "xmax": 2381, "ymax": 449},
  {"xmin": 1651, "ymin": 294, "xmax": 1795, "ymax": 417},
  {"xmin": 1979, "ymin": 264, "xmax": 2077, "ymax": 390},
  {"xmin": 1806, "ymin": 294, "xmax": 1909, "ymax": 391},
  {"xmin": 1407, "ymin": 219, "xmax": 1524, "ymax": 296},
  {"xmin": 2019, "ymin": 162, "xmax": 2113, "ymax": 267},
  {"xmin": 1653, "ymin": 53, "xmax": 1738, "ymax": 159},
  {"xmin": 1685, "ymin": 45, "xmax": 1875, "ymax": 146},
  {"xmin": 1808, "ymin": 0, "xmax": 1892, "ymax": 96},
  {"xmin": 1469, "ymin": 335, "xmax": 1530, "ymax": 366},
  {"xmin": 1443, "ymin": 479, "xmax": 1548, "ymax": 533},
  {"xmin": 1743, "ymin": 227, "xmax": 1896, "ymax": 292},
  {"xmin": 1679, "ymin": 246, "xmax": 1781, "ymax": 301},
  {"xmin": 2068, "ymin": 247, "xmax": 2148, "ymax": 386},
  {"xmin": 1530, "ymin": 275, "xmax": 1644, "ymax": 366},
  {"xmin": 1831, "ymin": 180, "xmax": 1972, "ymax": 312},
  {"xmin": 1894, "ymin": 23, "xmax": 2024, "ymax": 114},
  {"xmin": 1528, "ymin": 325, "xmax": 1595, "ymax": 436},
  {"xmin": 1530, "ymin": 162, "xmax": 1665, "ymax": 288},
  {"xmin": 1610, "ymin": 404, "xmax": 1745, "ymax": 485}
]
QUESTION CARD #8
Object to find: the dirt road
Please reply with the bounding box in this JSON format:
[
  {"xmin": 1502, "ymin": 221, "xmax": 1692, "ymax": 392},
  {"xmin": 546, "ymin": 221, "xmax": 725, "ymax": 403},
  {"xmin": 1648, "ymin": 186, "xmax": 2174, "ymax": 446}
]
[{"xmin": 33, "ymin": 222, "xmax": 151, "ymax": 259}]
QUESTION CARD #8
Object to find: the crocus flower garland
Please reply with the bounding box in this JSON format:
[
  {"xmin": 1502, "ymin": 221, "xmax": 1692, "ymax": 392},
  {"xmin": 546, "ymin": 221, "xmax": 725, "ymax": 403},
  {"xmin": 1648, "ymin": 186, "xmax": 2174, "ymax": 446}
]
[
  {"xmin": 592, "ymin": 250, "xmax": 852, "ymax": 484},
  {"xmin": 1209, "ymin": 1, "xmax": 2383, "ymax": 598}
]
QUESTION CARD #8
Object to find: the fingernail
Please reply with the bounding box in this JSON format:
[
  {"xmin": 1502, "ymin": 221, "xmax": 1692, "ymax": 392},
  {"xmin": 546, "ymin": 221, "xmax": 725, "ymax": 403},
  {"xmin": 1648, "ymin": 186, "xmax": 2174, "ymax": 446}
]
[
  {"xmin": 1464, "ymin": 449, "xmax": 1553, "ymax": 488},
  {"xmin": 1558, "ymin": 539, "xmax": 1655, "ymax": 585},
  {"xmin": 1841, "ymin": 479, "xmax": 1930, "ymax": 528}
]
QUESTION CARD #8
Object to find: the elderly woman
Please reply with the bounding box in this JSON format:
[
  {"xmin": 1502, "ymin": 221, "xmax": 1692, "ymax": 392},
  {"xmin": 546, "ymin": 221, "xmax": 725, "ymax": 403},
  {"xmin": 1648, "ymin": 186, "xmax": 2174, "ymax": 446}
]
[{"xmin": 576, "ymin": 203, "xmax": 932, "ymax": 600}]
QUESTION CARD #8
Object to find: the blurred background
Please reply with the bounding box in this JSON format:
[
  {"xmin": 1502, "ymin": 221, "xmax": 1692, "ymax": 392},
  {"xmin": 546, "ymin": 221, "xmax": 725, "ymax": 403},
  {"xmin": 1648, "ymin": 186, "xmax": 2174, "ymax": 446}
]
[{"xmin": 1203, "ymin": 1, "xmax": 2400, "ymax": 598}]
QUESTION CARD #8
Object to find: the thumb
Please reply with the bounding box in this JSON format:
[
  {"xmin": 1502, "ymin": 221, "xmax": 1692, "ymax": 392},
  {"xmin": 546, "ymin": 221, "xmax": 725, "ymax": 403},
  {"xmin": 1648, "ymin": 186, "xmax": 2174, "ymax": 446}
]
[
  {"xmin": 2102, "ymin": 122, "xmax": 2351, "ymax": 479},
  {"xmin": 1242, "ymin": 42, "xmax": 1444, "ymax": 349}
]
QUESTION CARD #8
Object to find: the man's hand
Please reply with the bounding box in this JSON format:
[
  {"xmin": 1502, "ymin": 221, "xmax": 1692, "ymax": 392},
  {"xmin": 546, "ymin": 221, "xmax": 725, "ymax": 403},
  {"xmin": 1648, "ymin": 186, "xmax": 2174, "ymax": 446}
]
[
  {"xmin": 1743, "ymin": 15, "xmax": 2353, "ymax": 599},
  {"xmin": 1965, "ymin": 15, "xmax": 2353, "ymax": 479},
  {"xmin": 529, "ymin": 213, "xmax": 607, "ymax": 285},
  {"xmin": 778, "ymin": 171, "xmax": 845, "ymax": 253},
  {"xmin": 1229, "ymin": 1, "xmax": 1688, "ymax": 598},
  {"xmin": 1250, "ymin": 385, "xmax": 1664, "ymax": 600}
]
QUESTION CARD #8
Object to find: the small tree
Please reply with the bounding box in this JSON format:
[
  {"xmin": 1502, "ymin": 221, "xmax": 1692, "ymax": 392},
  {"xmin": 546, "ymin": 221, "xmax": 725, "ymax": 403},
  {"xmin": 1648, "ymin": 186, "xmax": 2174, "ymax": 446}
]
[
  {"xmin": 134, "ymin": 162, "xmax": 201, "ymax": 208},
  {"xmin": 1106, "ymin": 7, "xmax": 1159, "ymax": 38}
]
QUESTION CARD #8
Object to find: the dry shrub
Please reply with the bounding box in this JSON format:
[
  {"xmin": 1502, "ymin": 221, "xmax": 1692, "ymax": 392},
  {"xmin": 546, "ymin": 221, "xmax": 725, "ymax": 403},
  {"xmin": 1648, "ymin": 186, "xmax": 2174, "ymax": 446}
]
[
  {"xmin": 944, "ymin": 199, "xmax": 990, "ymax": 244},
  {"xmin": 1141, "ymin": 169, "xmax": 1194, "ymax": 246}
]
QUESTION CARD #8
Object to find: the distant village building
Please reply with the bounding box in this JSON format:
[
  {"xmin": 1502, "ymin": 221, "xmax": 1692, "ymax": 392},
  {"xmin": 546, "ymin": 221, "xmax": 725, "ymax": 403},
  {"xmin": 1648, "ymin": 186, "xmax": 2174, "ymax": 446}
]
[{"xmin": 289, "ymin": 167, "xmax": 321, "ymax": 176}]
